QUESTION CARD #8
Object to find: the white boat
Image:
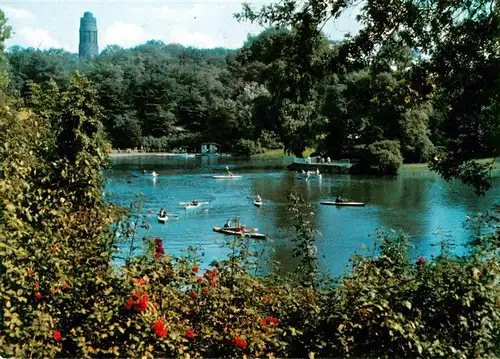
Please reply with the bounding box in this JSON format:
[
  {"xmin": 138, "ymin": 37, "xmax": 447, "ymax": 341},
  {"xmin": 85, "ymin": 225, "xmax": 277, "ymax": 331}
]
[
  {"xmin": 185, "ymin": 203, "xmax": 201, "ymax": 209},
  {"xmin": 180, "ymin": 201, "xmax": 209, "ymax": 209},
  {"xmin": 158, "ymin": 215, "xmax": 168, "ymax": 223},
  {"xmin": 321, "ymin": 201, "xmax": 366, "ymax": 207},
  {"xmin": 254, "ymin": 200, "xmax": 263, "ymax": 207},
  {"xmin": 212, "ymin": 175, "xmax": 242, "ymax": 179}
]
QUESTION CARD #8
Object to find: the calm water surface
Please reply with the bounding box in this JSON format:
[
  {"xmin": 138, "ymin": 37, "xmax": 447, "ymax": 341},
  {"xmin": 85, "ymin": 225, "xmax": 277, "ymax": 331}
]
[{"xmin": 105, "ymin": 155, "xmax": 499, "ymax": 277}]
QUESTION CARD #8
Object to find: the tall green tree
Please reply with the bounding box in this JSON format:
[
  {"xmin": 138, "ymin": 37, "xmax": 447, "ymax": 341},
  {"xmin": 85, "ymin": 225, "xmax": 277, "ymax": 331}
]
[
  {"xmin": 236, "ymin": 0, "xmax": 499, "ymax": 191},
  {"xmin": 236, "ymin": 27, "xmax": 333, "ymax": 156},
  {"xmin": 0, "ymin": 10, "xmax": 12, "ymax": 89}
]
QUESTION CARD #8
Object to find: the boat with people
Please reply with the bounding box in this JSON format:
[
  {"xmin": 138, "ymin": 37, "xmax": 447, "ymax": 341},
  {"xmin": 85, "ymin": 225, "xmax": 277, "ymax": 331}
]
[
  {"xmin": 321, "ymin": 197, "xmax": 366, "ymax": 207},
  {"xmin": 321, "ymin": 201, "xmax": 366, "ymax": 207},
  {"xmin": 253, "ymin": 194, "xmax": 263, "ymax": 207},
  {"xmin": 158, "ymin": 214, "xmax": 168, "ymax": 223},
  {"xmin": 213, "ymin": 166, "xmax": 242, "ymax": 179},
  {"xmin": 213, "ymin": 175, "xmax": 242, "ymax": 179},
  {"xmin": 212, "ymin": 226, "xmax": 266, "ymax": 240},
  {"xmin": 157, "ymin": 208, "xmax": 168, "ymax": 223},
  {"xmin": 180, "ymin": 200, "xmax": 209, "ymax": 209}
]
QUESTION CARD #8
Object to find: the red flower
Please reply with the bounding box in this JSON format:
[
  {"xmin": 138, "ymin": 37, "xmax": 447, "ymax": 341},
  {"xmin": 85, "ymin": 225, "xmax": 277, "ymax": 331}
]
[
  {"xmin": 154, "ymin": 238, "xmax": 165, "ymax": 259},
  {"xmin": 203, "ymin": 288, "xmax": 209, "ymax": 295},
  {"xmin": 34, "ymin": 292, "xmax": 42, "ymax": 300},
  {"xmin": 53, "ymin": 330, "xmax": 62, "ymax": 341},
  {"xmin": 232, "ymin": 337, "xmax": 247, "ymax": 349},
  {"xmin": 61, "ymin": 282, "xmax": 68, "ymax": 290},
  {"xmin": 134, "ymin": 295, "xmax": 149, "ymax": 312},
  {"xmin": 192, "ymin": 265, "xmax": 199, "ymax": 273},
  {"xmin": 34, "ymin": 281, "xmax": 40, "ymax": 291},
  {"xmin": 152, "ymin": 318, "xmax": 168, "ymax": 337},
  {"xmin": 261, "ymin": 316, "xmax": 279, "ymax": 328},
  {"xmin": 50, "ymin": 288, "xmax": 57, "ymax": 295},
  {"xmin": 197, "ymin": 276, "xmax": 204, "ymax": 284},
  {"xmin": 416, "ymin": 256, "xmax": 427, "ymax": 269},
  {"xmin": 263, "ymin": 296, "xmax": 269, "ymax": 303},
  {"xmin": 190, "ymin": 291, "xmax": 198, "ymax": 299},
  {"xmin": 125, "ymin": 298, "xmax": 133, "ymax": 310},
  {"xmin": 185, "ymin": 330, "xmax": 195, "ymax": 338},
  {"xmin": 133, "ymin": 278, "xmax": 146, "ymax": 286}
]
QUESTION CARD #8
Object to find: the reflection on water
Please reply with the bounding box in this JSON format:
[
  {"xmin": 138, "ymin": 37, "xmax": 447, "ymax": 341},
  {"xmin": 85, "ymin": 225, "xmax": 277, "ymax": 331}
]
[{"xmin": 105, "ymin": 155, "xmax": 499, "ymax": 277}]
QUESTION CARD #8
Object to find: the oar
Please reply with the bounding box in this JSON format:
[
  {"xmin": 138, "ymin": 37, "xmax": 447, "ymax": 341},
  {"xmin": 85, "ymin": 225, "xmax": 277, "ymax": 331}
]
[
  {"xmin": 166, "ymin": 212, "xmax": 179, "ymax": 217},
  {"xmin": 179, "ymin": 201, "xmax": 209, "ymax": 205}
]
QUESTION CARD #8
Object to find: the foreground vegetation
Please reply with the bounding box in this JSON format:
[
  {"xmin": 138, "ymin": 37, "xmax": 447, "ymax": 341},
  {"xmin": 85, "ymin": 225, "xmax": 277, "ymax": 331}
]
[
  {"xmin": 0, "ymin": 3, "xmax": 499, "ymax": 358},
  {"xmin": 0, "ymin": 75, "xmax": 498, "ymax": 357}
]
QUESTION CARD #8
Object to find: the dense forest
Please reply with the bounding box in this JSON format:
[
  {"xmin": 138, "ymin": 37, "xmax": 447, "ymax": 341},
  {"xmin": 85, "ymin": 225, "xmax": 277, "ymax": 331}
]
[{"xmin": 5, "ymin": 14, "xmax": 498, "ymax": 178}]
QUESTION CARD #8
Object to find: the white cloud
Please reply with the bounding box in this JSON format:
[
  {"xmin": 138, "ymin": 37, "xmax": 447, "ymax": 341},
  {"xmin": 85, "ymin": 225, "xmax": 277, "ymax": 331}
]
[
  {"xmin": 3, "ymin": 6, "xmax": 36, "ymax": 22},
  {"xmin": 18, "ymin": 27, "xmax": 62, "ymax": 49},
  {"xmin": 103, "ymin": 22, "xmax": 148, "ymax": 48},
  {"xmin": 169, "ymin": 26, "xmax": 217, "ymax": 48}
]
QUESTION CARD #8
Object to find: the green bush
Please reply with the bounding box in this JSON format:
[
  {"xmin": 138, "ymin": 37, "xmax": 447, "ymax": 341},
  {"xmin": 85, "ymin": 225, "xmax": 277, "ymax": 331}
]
[
  {"xmin": 140, "ymin": 136, "xmax": 170, "ymax": 152},
  {"xmin": 258, "ymin": 130, "xmax": 282, "ymax": 150},
  {"xmin": 357, "ymin": 140, "xmax": 404, "ymax": 175},
  {"xmin": 231, "ymin": 138, "xmax": 266, "ymax": 156}
]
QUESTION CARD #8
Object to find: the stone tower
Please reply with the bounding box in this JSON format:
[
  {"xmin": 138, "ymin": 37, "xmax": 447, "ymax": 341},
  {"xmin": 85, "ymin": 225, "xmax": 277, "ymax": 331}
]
[{"xmin": 78, "ymin": 12, "xmax": 99, "ymax": 59}]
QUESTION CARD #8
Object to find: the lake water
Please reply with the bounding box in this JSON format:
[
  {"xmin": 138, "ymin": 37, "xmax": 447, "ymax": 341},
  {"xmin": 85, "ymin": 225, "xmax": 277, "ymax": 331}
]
[{"xmin": 105, "ymin": 155, "xmax": 499, "ymax": 277}]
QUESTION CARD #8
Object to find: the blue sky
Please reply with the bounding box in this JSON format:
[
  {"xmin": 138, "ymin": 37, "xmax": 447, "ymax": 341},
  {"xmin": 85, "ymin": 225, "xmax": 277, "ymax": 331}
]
[{"xmin": 2, "ymin": 0, "xmax": 362, "ymax": 52}]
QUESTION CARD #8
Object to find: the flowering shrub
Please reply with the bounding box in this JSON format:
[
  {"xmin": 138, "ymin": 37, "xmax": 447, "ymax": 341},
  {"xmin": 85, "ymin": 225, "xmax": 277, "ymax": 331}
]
[{"xmin": 0, "ymin": 73, "xmax": 498, "ymax": 358}]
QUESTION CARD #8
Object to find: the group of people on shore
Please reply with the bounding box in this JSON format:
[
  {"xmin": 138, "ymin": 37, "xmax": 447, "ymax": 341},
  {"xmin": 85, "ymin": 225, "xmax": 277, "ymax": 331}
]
[{"xmin": 305, "ymin": 156, "xmax": 331, "ymax": 164}]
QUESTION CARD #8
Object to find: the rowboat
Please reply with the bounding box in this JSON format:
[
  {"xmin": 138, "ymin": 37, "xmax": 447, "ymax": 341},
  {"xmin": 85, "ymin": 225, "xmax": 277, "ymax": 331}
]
[
  {"xmin": 320, "ymin": 201, "xmax": 366, "ymax": 207},
  {"xmin": 213, "ymin": 227, "xmax": 266, "ymax": 240},
  {"xmin": 180, "ymin": 201, "xmax": 209, "ymax": 209},
  {"xmin": 254, "ymin": 200, "xmax": 263, "ymax": 207},
  {"xmin": 185, "ymin": 203, "xmax": 201, "ymax": 209},
  {"xmin": 212, "ymin": 175, "xmax": 242, "ymax": 179},
  {"xmin": 158, "ymin": 215, "xmax": 168, "ymax": 223}
]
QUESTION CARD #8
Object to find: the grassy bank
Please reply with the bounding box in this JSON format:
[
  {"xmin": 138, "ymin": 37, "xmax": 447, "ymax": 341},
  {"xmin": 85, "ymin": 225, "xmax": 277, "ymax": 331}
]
[
  {"xmin": 252, "ymin": 148, "xmax": 315, "ymax": 158},
  {"xmin": 400, "ymin": 158, "xmax": 499, "ymax": 174}
]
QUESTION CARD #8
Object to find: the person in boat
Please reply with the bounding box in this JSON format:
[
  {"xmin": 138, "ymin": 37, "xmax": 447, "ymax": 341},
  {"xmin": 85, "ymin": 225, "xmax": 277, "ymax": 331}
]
[
  {"xmin": 142, "ymin": 169, "xmax": 147, "ymax": 174},
  {"xmin": 316, "ymin": 168, "xmax": 320, "ymax": 176},
  {"xmin": 192, "ymin": 200, "xmax": 199, "ymax": 206},
  {"xmin": 224, "ymin": 219, "xmax": 231, "ymax": 229},
  {"xmin": 226, "ymin": 166, "xmax": 233, "ymax": 177},
  {"xmin": 158, "ymin": 208, "xmax": 166, "ymax": 217},
  {"xmin": 256, "ymin": 194, "xmax": 262, "ymax": 202},
  {"xmin": 335, "ymin": 196, "xmax": 345, "ymax": 203}
]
